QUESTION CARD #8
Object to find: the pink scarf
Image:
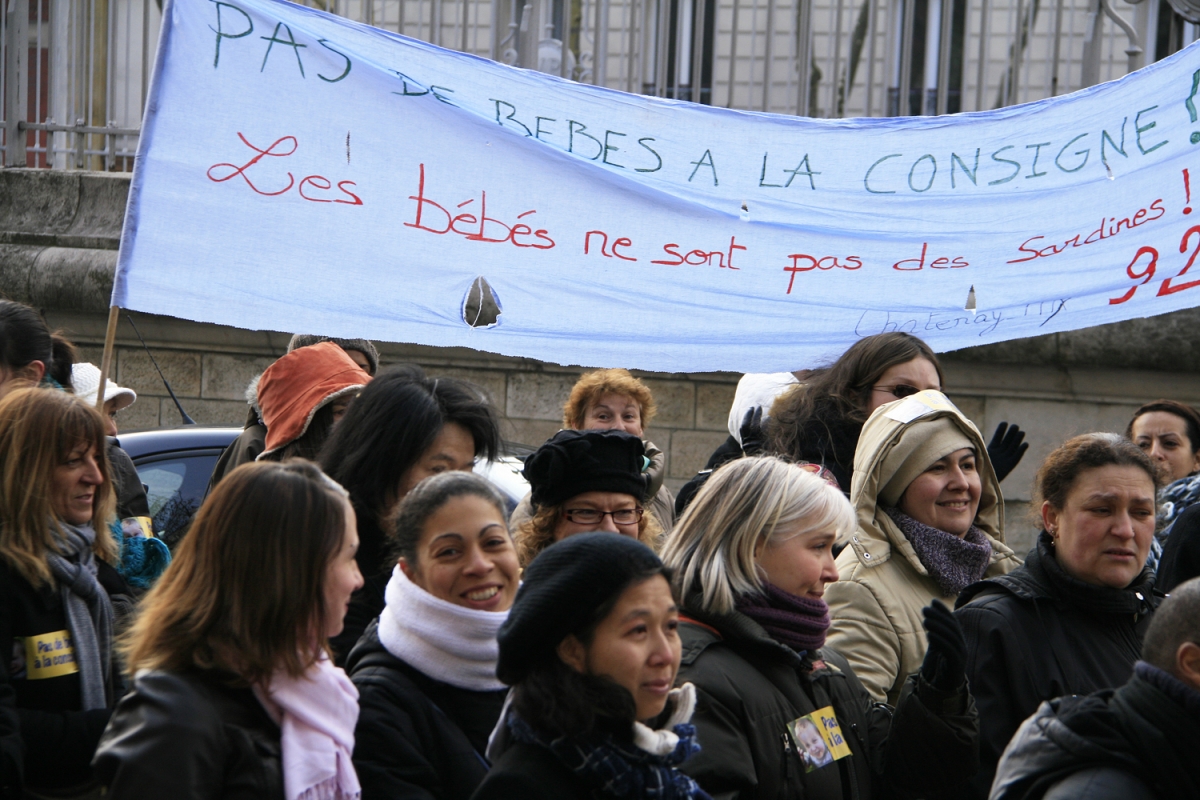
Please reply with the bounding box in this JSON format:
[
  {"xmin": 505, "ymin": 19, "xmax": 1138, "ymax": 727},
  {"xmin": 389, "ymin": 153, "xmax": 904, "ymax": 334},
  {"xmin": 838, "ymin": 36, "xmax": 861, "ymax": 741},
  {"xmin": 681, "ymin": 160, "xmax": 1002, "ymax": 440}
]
[{"xmin": 255, "ymin": 654, "xmax": 362, "ymax": 800}]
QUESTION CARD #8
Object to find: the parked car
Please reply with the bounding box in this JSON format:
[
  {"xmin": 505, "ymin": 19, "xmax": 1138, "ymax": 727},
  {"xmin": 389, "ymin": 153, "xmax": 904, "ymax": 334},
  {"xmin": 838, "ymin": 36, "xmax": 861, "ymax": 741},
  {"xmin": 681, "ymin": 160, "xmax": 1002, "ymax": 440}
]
[
  {"xmin": 117, "ymin": 426, "xmax": 241, "ymax": 549},
  {"xmin": 119, "ymin": 426, "xmax": 533, "ymax": 548}
]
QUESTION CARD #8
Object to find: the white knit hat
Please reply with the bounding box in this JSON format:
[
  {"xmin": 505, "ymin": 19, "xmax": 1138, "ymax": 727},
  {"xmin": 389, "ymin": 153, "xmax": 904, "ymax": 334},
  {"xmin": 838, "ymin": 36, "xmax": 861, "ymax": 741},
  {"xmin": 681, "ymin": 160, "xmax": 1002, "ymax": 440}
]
[{"xmin": 71, "ymin": 362, "xmax": 137, "ymax": 410}]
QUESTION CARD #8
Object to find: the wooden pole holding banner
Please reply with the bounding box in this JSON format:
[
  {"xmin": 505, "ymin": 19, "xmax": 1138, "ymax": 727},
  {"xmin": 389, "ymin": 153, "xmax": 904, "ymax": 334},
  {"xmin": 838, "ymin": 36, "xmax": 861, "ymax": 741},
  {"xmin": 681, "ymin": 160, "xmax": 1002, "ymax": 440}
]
[{"xmin": 94, "ymin": 305, "xmax": 120, "ymax": 411}]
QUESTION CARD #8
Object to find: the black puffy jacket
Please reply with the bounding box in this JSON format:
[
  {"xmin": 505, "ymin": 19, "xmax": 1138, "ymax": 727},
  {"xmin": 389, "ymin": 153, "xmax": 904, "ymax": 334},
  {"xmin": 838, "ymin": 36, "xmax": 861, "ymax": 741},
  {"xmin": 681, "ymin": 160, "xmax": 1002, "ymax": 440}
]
[
  {"xmin": 676, "ymin": 597, "xmax": 978, "ymax": 800},
  {"xmin": 92, "ymin": 669, "xmax": 282, "ymax": 799},
  {"xmin": 954, "ymin": 533, "xmax": 1159, "ymax": 799},
  {"xmin": 989, "ymin": 664, "xmax": 1200, "ymax": 800},
  {"xmin": 347, "ymin": 621, "xmax": 508, "ymax": 800}
]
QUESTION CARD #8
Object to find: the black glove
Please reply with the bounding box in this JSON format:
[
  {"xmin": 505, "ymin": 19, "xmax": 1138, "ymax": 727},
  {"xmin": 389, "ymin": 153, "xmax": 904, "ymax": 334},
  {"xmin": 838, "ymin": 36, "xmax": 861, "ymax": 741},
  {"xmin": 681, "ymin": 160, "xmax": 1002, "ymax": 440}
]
[
  {"xmin": 919, "ymin": 600, "xmax": 967, "ymax": 693},
  {"xmin": 739, "ymin": 406, "xmax": 767, "ymax": 456},
  {"xmin": 986, "ymin": 421, "xmax": 1028, "ymax": 482}
]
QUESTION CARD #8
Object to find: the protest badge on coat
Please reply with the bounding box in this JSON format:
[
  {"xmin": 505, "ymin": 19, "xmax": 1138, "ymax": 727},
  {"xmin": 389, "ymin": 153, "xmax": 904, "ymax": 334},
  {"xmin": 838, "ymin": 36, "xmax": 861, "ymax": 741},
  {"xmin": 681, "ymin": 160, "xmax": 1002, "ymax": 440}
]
[{"xmin": 787, "ymin": 705, "xmax": 852, "ymax": 772}]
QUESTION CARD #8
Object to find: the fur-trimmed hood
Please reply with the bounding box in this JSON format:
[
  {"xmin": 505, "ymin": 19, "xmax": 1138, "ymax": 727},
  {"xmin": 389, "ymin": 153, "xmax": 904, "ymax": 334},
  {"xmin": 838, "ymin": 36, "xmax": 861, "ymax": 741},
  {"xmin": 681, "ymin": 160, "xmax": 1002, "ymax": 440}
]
[{"xmin": 256, "ymin": 341, "xmax": 370, "ymax": 459}]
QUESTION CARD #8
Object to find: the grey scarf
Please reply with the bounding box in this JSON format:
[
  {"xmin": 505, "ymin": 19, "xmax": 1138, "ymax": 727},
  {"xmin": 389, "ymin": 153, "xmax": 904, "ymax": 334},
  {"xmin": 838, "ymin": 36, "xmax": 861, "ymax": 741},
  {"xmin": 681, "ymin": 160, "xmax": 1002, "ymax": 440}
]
[
  {"xmin": 45, "ymin": 523, "xmax": 113, "ymax": 709},
  {"xmin": 883, "ymin": 507, "xmax": 993, "ymax": 597}
]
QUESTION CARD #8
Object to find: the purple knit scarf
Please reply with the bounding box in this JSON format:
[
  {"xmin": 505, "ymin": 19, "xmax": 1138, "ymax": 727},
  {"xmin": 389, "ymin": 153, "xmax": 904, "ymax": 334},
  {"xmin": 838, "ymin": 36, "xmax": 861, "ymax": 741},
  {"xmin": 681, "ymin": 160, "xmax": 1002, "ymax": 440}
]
[
  {"xmin": 882, "ymin": 507, "xmax": 992, "ymax": 597},
  {"xmin": 735, "ymin": 582, "xmax": 830, "ymax": 654}
]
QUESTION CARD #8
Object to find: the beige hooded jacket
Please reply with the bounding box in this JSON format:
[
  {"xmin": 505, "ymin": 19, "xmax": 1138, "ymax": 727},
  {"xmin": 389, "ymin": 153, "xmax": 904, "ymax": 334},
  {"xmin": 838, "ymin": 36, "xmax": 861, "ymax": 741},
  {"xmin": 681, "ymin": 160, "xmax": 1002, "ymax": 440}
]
[{"xmin": 825, "ymin": 391, "xmax": 1021, "ymax": 704}]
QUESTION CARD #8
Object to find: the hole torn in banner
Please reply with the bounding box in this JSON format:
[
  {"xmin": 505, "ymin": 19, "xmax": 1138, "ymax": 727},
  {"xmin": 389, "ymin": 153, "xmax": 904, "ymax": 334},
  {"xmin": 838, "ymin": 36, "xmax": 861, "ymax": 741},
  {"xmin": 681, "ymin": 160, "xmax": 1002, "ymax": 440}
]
[{"xmin": 463, "ymin": 277, "xmax": 502, "ymax": 328}]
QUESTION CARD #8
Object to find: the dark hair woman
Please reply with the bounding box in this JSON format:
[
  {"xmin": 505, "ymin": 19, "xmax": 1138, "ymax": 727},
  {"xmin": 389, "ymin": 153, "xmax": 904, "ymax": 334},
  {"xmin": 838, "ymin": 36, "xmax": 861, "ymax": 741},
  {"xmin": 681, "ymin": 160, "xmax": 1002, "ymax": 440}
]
[
  {"xmin": 766, "ymin": 333, "xmax": 946, "ymax": 492},
  {"xmin": 474, "ymin": 533, "xmax": 709, "ymax": 800},
  {"xmin": 0, "ymin": 299, "xmax": 77, "ymax": 396},
  {"xmin": 1126, "ymin": 399, "xmax": 1200, "ymax": 571},
  {"xmin": 955, "ymin": 433, "xmax": 1162, "ymax": 798},
  {"xmin": 0, "ymin": 388, "xmax": 128, "ymax": 796},
  {"xmin": 92, "ymin": 460, "xmax": 364, "ymax": 799},
  {"xmin": 348, "ymin": 472, "xmax": 518, "ymax": 800},
  {"xmin": 662, "ymin": 456, "xmax": 979, "ymax": 800},
  {"xmin": 319, "ymin": 365, "xmax": 501, "ymax": 662}
]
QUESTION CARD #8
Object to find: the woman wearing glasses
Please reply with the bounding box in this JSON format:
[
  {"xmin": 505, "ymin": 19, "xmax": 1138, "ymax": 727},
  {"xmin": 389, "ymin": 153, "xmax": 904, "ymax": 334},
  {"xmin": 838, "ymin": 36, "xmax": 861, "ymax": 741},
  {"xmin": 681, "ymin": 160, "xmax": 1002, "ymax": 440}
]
[
  {"xmin": 825, "ymin": 391, "xmax": 1020, "ymax": 704},
  {"xmin": 514, "ymin": 429, "xmax": 659, "ymax": 565},
  {"xmin": 767, "ymin": 333, "xmax": 1028, "ymax": 494}
]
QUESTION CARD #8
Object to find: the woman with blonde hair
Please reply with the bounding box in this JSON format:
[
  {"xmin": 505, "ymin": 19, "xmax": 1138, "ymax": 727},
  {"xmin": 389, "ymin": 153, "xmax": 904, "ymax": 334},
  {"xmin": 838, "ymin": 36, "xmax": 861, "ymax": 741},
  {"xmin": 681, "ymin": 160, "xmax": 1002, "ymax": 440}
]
[
  {"xmin": 0, "ymin": 388, "xmax": 128, "ymax": 797},
  {"xmin": 92, "ymin": 460, "xmax": 364, "ymax": 799},
  {"xmin": 662, "ymin": 456, "xmax": 978, "ymax": 799}
]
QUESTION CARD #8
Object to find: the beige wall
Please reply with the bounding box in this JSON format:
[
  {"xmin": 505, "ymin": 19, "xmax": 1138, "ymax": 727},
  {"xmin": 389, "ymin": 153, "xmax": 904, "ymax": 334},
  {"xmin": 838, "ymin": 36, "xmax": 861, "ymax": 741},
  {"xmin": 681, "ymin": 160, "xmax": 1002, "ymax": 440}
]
[{"xmin": 48, "ymin": 308, "xmax": 1200, "ymax": 559}]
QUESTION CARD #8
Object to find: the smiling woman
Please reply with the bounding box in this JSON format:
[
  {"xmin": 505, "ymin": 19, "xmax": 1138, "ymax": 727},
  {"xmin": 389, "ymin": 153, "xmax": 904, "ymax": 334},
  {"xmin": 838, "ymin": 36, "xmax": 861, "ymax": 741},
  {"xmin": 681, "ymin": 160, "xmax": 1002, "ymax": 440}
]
[
  {"xmin": 955, "ymin": 433, "xmax": 1163, "ymax": 799},
  {"xmin": 825, "ymin": 391, "xmax": 1020, "ymax": 705},
  {"xmin": 347, "ymin": 472, "xmax": 517, "ymax": 800},
  {"xmin": 0, "ymin": 388, "xmax": 125, "ymax": 797},
  {"xmin": 318, "ymin": 365, "xmax": 501, "ymax": 663}
]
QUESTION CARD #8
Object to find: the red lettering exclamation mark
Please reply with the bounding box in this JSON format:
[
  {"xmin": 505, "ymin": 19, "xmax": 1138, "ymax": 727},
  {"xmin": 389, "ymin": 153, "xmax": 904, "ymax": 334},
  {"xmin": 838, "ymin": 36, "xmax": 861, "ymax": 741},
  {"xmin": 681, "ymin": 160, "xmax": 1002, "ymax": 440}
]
[{"xmin": 1184, "ymin": 169, "xmax": 1192, "ymax": 215}]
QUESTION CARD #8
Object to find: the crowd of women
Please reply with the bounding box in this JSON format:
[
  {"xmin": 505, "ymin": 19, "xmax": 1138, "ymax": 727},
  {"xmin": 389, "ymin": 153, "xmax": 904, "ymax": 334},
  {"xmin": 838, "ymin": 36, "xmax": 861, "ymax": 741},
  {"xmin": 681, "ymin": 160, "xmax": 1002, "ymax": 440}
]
[{"xmin": 1, "ymin": 295, "xmax": 1198, "ymax": 800}]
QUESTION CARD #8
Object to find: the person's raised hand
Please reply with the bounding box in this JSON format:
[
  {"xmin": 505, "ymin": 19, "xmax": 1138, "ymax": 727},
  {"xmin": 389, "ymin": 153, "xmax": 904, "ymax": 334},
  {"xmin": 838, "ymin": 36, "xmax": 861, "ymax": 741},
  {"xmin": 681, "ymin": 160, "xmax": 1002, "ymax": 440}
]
[{"xmin": 987, "ymin": 421, "xmax": 1028, "ymax": 482}]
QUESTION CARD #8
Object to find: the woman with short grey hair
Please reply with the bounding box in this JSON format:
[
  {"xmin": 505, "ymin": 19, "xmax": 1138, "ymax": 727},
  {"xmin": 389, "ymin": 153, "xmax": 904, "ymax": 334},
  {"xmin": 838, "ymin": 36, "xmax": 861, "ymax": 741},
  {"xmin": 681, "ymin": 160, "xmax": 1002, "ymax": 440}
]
[{"xmin": 662, "ymin": 455, "xmax": 979, "ymax": 799}]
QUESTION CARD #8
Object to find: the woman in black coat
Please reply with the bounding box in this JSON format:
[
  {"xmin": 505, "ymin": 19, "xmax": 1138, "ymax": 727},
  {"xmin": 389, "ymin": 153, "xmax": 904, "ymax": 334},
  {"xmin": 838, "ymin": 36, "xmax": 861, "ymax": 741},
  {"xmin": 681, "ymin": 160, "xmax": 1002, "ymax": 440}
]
[
  {"xmin": 661, "ymin": 456, "xmax": 980, "ymax": 800},
  {"xmin": 0, "ymin": 389, "xmax": 129, "ymax": 798},
  {"xmin": 348, "ymin": 472, "xmax": 518, "ymax": 800},
  {"xmin": 319, "ymin": 366, "xmax": 501, "ymax": 663},
  {"xmin": 955, "ymin": 433, "xmax": 1162, "ymax": 799},
  {"xmin": 473, "ymin": 533, "xmax": 709, "ymax": 800},
  {"xmin": 93, "ymin": 461, "xmax": 365, "ymax": 800}
]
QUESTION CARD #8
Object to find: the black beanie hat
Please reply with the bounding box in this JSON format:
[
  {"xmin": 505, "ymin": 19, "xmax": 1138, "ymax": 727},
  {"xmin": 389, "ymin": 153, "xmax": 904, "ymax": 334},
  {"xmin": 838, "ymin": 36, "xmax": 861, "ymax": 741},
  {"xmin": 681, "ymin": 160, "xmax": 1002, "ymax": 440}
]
[
  {"xmin": 496, "ymin": 532, "xmax": 665, "ymax": 685},
  {"xmin": 522, "ymin": 429, "xmax": 648, "ymax": 509}
]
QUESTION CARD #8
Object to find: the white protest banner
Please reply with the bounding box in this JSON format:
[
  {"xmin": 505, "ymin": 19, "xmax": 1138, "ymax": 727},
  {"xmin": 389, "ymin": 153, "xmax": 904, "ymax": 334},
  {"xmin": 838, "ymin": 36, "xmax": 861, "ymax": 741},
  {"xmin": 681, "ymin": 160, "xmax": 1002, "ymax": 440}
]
[{"xmin": 114, "ymin": 0, "xmax": 1200, "ymax": 372}]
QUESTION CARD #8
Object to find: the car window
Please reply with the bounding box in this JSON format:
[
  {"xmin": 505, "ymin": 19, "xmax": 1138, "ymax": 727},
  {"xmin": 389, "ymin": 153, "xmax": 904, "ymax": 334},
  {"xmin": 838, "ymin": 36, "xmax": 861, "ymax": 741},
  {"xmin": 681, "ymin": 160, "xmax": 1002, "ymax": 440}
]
[{"xmin": 135, "ymin": 452, "xmax": 221, "ymax": 549}]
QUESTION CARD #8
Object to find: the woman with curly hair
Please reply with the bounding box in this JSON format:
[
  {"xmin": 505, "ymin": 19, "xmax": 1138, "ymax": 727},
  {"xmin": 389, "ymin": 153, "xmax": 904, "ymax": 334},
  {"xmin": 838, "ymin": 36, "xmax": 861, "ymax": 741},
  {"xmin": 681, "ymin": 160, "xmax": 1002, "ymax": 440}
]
[
  {"xmin": 515, "ymin": 430, "xmax": 661, "ymax": 566},
  {"xmin": 511, "ymin": 368, "xmax": 676, "ymax": 532}
]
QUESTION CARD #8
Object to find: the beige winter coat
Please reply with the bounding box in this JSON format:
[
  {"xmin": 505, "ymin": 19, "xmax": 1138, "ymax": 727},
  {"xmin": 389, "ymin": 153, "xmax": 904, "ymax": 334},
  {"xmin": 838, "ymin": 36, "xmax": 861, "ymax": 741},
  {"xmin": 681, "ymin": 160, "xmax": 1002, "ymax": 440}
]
[{"xmin": 825, "ymin": 392, "xmax": 1021, "ymax": 704}]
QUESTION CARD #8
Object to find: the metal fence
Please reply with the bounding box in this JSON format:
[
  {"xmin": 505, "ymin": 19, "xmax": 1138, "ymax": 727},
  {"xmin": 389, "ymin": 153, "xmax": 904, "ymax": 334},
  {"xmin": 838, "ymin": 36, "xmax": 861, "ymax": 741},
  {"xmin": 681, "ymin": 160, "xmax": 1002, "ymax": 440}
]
[{"xmin": 3, "ymin": 0, "xmax": 1197, "ymax": 169}]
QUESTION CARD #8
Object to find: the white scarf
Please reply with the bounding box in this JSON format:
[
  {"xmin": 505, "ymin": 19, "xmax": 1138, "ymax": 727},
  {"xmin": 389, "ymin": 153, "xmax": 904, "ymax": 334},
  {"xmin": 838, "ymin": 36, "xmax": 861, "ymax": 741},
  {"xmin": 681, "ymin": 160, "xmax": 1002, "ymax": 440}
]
[
  {"xmin": 255, "ymin": 654, "xmax": 362, "ymax": 800},
  {"xmin": 377, "ymin": 565, "xmax": 509, "ymax": 691},
  {"xmin": 632, "ymin": 682, "xmax": 697, "ymax": 756}
]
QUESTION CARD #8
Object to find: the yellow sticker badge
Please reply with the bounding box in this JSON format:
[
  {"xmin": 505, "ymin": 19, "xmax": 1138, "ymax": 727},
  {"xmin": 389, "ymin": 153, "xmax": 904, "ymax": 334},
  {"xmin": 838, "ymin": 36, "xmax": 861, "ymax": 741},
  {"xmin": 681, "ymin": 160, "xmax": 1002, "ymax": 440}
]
[
  {"xmin": 23, "ymin": 630, "xmax": 79, "ymax": 680},
  {"xmin": 787, "ymin": 705, "xmax": 853, "ymax": 772}
]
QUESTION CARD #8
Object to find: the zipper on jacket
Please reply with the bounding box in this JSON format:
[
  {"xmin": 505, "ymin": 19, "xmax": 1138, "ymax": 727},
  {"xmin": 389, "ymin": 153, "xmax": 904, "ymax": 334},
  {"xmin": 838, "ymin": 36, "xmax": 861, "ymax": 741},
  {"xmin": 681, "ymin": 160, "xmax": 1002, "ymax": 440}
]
[{"xmin": 781, "ymin": 733, "xmax": 795, "ymax": 782}]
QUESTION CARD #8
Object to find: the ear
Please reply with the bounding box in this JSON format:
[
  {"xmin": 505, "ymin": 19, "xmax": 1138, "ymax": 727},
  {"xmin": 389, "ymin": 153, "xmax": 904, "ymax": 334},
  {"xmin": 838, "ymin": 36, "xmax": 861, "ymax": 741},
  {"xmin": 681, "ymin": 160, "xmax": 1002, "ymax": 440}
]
[
  {"xmin": 398, "ymin": 557, "xmax": 416, "ymax": 582},
  {"xmin": 16, "ymin": 360, "xmax": 46, "ymax": 384},
  {"xmin": 1177, "ymin": 642, "xmax": 1200, "ymax": 691},
  {"xmin": 556, "ymin": 634, "xmax": 587, "ymax": 674},
  {"xmin": 1041, "ymin": 501, "xmax": 1059, "ymax": 536}
]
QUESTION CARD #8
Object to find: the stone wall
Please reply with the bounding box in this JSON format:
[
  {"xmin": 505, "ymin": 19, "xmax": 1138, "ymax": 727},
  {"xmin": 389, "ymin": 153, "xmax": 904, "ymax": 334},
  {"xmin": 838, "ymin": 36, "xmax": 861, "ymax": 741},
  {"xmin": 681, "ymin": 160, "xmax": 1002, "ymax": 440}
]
[{"xmin": 7, "ymin": 167, "xmax": 1200, "ymax": 556}]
